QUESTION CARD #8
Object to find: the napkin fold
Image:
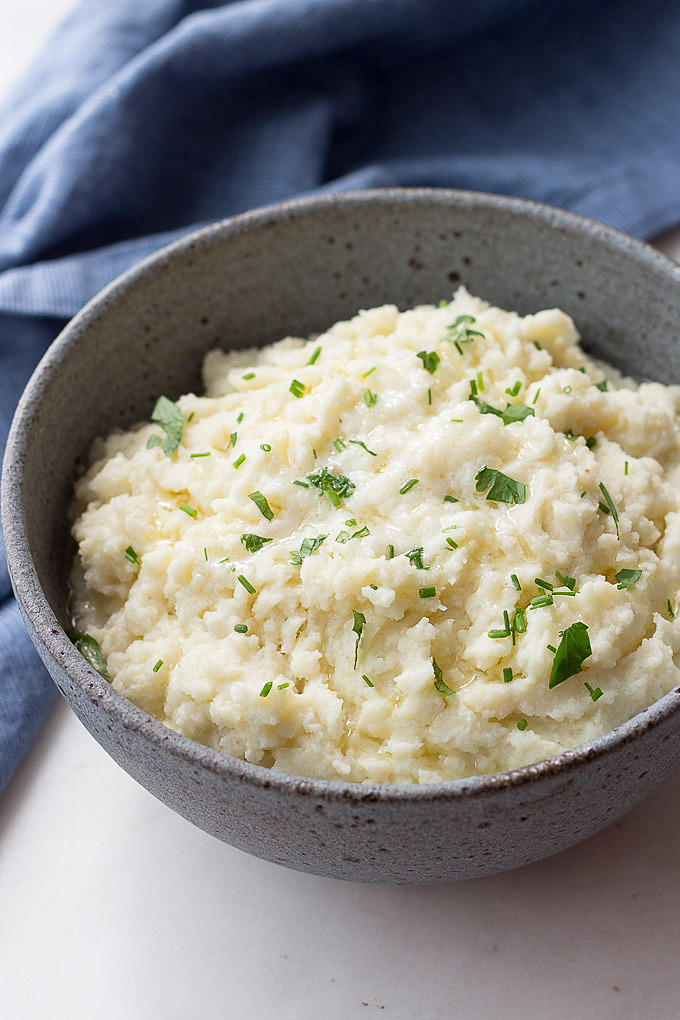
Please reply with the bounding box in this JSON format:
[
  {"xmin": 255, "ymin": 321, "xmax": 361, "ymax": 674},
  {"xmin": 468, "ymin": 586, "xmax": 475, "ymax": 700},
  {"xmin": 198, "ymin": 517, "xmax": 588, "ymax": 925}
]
[{"xmin": 2, "ymin": 0, "xmax": 680, "ymax": 795}]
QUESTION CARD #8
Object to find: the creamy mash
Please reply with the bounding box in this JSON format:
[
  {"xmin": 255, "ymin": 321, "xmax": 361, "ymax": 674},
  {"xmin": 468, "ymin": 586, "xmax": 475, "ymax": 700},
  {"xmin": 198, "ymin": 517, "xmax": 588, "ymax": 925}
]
[{"xmin": 70, "ymin": 289, "xmax": 680, "ymax": 784}]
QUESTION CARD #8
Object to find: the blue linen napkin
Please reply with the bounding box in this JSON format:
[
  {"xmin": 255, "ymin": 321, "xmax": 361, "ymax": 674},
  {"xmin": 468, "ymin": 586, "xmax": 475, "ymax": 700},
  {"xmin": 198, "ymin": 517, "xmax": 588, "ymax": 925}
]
[{"xmin": 2, "ymin": 0, "xmax": 680, "ymax": 795}]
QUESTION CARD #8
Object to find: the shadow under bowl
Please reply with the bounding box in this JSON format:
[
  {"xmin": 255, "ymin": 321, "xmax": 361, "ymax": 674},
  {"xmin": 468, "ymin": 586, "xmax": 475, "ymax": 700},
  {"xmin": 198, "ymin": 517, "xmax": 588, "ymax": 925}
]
[{"xmin": 4, "ymin": 188, "xmax": 680, "ymax": 882}]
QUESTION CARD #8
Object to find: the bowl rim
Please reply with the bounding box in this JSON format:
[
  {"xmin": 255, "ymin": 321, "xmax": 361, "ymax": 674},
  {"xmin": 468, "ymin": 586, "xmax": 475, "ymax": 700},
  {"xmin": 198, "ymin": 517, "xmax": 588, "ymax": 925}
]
[{"xmin": 4, "ymin": 185, "xmax": 680, "ymax": 805}]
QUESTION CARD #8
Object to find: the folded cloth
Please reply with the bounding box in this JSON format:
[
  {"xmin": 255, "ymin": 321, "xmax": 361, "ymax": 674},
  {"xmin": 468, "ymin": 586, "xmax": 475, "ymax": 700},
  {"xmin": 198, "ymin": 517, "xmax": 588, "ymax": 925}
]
[{"xmin": 2, "ymin": 0, "xmax": 680, "ymax": 795}]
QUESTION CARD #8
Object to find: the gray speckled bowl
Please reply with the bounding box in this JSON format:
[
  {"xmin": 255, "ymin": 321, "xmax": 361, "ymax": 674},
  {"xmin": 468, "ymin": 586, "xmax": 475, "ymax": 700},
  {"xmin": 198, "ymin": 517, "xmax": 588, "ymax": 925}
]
[{"xmin": 4, "ymin": 189, "xmax": 680, "ymax": 883}]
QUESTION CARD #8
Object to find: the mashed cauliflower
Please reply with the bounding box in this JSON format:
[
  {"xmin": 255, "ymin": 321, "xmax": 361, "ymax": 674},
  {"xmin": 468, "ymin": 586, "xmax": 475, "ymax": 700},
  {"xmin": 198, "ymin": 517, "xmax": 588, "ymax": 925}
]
[{"xmin": 69, "ymin": 289, "xmax": 680, "ymax": 784}]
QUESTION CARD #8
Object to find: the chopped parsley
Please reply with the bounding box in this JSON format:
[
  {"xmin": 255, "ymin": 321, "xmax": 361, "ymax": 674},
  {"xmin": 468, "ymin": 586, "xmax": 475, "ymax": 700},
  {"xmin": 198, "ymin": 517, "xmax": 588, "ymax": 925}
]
[
  {"xmin": 248, "ymin": 490, "xmax": 275, "ymax": 520},
  {"xmin": 234, "ymin": 624, "xmax": 248, "ymax": 634},
  {"xmin": 307, "ymin": 466, "xmax": 356, "ymax": 507},
  {"xmin": 532, "ymin": 388, "xmax": 541, "ymax": 405},
  {"xmin": 595, "ymin": 380, "xmax": 608, "ymax": 392},
  {"xmin": 350, "ymin": 525, "xmax": 370, "ymax": 540},
  {"xmin": 433, "ymin": 658, "xmax": 454, "ymax": 696},
  {"xmin": 352, "ymin": 610, "xmax": 366, "ymax": 668},
  {"xmin": 290, "ymin": 534, "xmax": 327, "ymax": 565},
  {"xmin": 179, "ymin": 502, "xmax": 197, "ymax": 517},
  {"xmin": 443, "ymin": 314, "xmax": 484, "ymax": 355},
  {"xmin": 364, "ymin": 388, "xmax": 378, "ymax": 407},
  {"xmin": 307, "ymin": 345, "xmax": 322, "ymax": 365},
  {"xmin": 624, "ymin": 460, "xmax": 629, "ymax": 476},
  {"xmin": 616, "ymin": 568, "xmax": 641, "ymax": 590},
  {"xmin": 417, "ymin": 350, "xmax": 440, "ymax": 374},
  {"xmin": 237, "ymin": 574, "xmax": 256, "ymax": 594},
  {"xmin": 146, "ymin": 395, "xmax": 184, "ymax": 456},
  {"xmin": 472, "ymin": 398, "xmax": 535, "ymax": 426},
  {"xmin": 598, "ymin": 482, "xmax": 620, "ymax": 539},
  {"xmin": 549, "ymin": 621, "xmax": 592, "ymax": 688},
  {"xmin": 585, "ymin": 681, "xmax": 603, "ymax": 702},
  {"xmin": 348, "ymin": 439, "xmax": 377, "ymax": 456},
  {"xmin": 152, "ymin": 659, "xmax": 163, "ymax": 672},
  {"xmin": 419, "ymin": 586, "xmax": 437, "ymax": 599},
  {"xmin": 124, "ymin": 546, "xmax": 139, "ymax": 564},
  {"xmin": 362, "ymin": 674, "xmax": 374, "ymax": 688},
  {"xmin": 260, "ymin": 681, "xmax": 273, "ymax": 698},
  {"xmin": 399, "ymin": 478, "xmax": 419, "ymax": 495},
  {"xmin": 233, "ymin": 453, "xmax": 246, "ymax": 469},
  {"xmin": 443, "ymin": 494, "xmax": 458, "ymax": 503},
  {"xmin": 290, "ymin": 378, "xmax": 305, "ymax": 398},
  {"xmin": 240, "ymin": 533, "xmax": 272, "ymax": 553},
  {"xmin": 76, "ymin": 634, "xmax": 109, "ymax": 679},
  {"xmin": 475, "ymin": 466, "xmax": 527, "ymax": 505},
  {"xmin": 406, "ymin": 547, "xmax": 429, "ymax": 570}
]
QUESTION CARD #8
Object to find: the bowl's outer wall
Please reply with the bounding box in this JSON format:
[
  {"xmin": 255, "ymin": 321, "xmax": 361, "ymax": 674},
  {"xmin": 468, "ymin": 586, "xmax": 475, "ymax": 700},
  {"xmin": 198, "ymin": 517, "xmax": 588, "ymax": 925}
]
[{"xmin": 6, "ymin": 190, "xmax": 680, "ymax": 882}]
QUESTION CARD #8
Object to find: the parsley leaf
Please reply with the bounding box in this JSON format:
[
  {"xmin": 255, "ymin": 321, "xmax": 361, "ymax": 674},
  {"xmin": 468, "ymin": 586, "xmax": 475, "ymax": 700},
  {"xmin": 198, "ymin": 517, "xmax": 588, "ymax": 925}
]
[
  {"xmin": 475, "ymin": 466, "xmax": 527, "ymax": 505},
  {"xmin": 290, "ymin": 534, "xmax": 327, "ymax": 565},
  {"xmin": 442, "ymin": 314, "xmax": 484, "ymax": 355},
  {"xmin": 76, "ymin": 633, "xmax": 110, "ymax": 679},
  {"xmin": 406, "ymin": 547, "xmax": 429, "ymax": 570},
  {"xmin": 549, "ymin": 621, "xmax": 592, "ymax": 689},
  {"xmin": 147, "ymin": 395, "xmax": 184, "ymax": 456},
  {"xmin": 307, "ymin": 466, "xmax": 356, "ymax": 507},
  {"xmin": 248, "ymin": 490, "xmax": 275, "ymax": 520},
  {"xmin": 598, "ymin": 482, "xmax": 620, "ymax": 539},
  {"xmin": 433, "ymin": 658, "xmax": 454, "ymax": 696},
  {"xmin": 240, "ymin": 533, "xmax": 272, "ymax": 553},
  {"xmin": 417, "ymin": 350, "xmax": 440, "ymax": 374},
  {"xmin": 473, "ymin": 398, "xmax": 535, "ymax": 426},
  {"xmin": 616, "ymin": 568, "xmax": 641, "ymax": 590}
]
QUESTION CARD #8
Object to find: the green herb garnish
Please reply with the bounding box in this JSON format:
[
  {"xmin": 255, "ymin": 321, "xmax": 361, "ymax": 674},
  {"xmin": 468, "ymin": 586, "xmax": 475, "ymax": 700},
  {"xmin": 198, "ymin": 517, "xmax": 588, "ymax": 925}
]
[
  {"xmin": 399, "ymin": 478, "xmax": 419, "ymax": 495},
  {"xmin": 417, "ymin": 350, "xmax": 440, "ymax": 374},
  {"xmin": 511, "ymin": 573, "xmax": 521, "ymax": 591},
  {"xmin": 152, "ymin": 659, "xmax": 163, "ymax": 672},
  {"xmin": 307, "ymin": 345, "xmax": 322, "ymax": 365},
  {"xmin": 475, "ymin": 466, "xmax": 527, "ymax": 505},
  {"xmin": 506, "ymin": 381, "xmax": 522, "ymax": 396},
  {"xmin": 233, "ymin": 453, "xmax": 246, "ymax": 469},
  {"xmin": 289, "ymin": 378, "xmax": 305, "ymax": 398},
  {"xmin": 242, "ymin": 372, "xmax": 255, "ymax": 380},
  {"xmin": 419, "ymin": 586, "xmax": 437, "ymax": 599},
  {"xmin": 348, "ymin": 439, "xmax": 377, "ymax": 457},
  {"xmin": 668, "ymin": 599, "xmax": 675, "ymax": 618},
  {"xmin": 473, "ymin": 398, "xmax": 535, "ymax": 426},
  {"xmin": 443, "ymin": 314, "xmax": 484, "ymax": 355},
  {"xmin": 503, "ymin": 667, "xmax": 514, "ymax": 683},
  {"xmin": 352, "ymin": 610, "xmax": 366, "ymax": 668},
  {"xmin": 549, "ymin": 621, "xmax": 592, "ymax": 688},
  {"xmin": 146, "ymin": 395, "xmax": 184, "ymax": 456},
  {"xmin": 616, "ymin": 568, "xmax": 641, "ymax": 590},
  {"xmin": 433, "ymin": 658, "xmax": 454, "ymax": 696},
  {"xmin": 362, "ymin": 366, "xmax": 376, "ymax": 378},
  {"xmin": 125, "ymin": 546, "xmax": 139, "ymax": 564},
  {"xmin": 248, "ymin": 490, "xmax": 275, "ymax": 520},
  {"xmin": 517, "ymin": 719, "xmax": 528, "ymax": 731},
  {"xmin": 76, "ymin": 634, "xmax": 109, "ymax": 679},
  {"xmin": 290, "ymin": 534, "xmax": 327, "ymax": 565},
  {"xmin": 406, "ymin": 547, "xmax": 429, "ymax": 570},
  {"xmin": 260, "ymin": 443, "xmax": 271, "ymax": 452},
  {"xmin": 443, "ymin": 495, "xmax": 458, "ymax": 504},
  {"xmin": 237, "ymin": 574, "xmax": 256, "ymax": 594},
  {"xmin": 446, "ymin": 537, "xmax": 458, "ymax": 549},
  {"xmin": 333, "ymin": 438, "xmax": 346, "ymax": 453},
  {"xmin": 234, "ymin": 624, "xmax": 248, "ymax": 634},
  {"xmin": 190, "ymin": 452, "xmax": 211, "ymax": 458},
  {"xmin": 307, "ymin": 466, "xmax": 356, "ymax": 507},
  {"xmin": 364, "ymin": 388, "xmax": 378, "ymax": 407},
  {"xmin": 260, "ymin": 681, "xmax": 272, "ymax": 698},
  {"xmin": 555, "ymin": 571, "xmax": 576, "ymax": 590},
  {"xmin": 362, "ymin": 675, "xmax": 374, "ymax": 688},
  {"xmin": 585, "ymin": 681, "xmax": 603, "ymax": 701},
  {"xmin": 240, "ymin": 533, "xmax": 272, "ymax": 553},
  {"xmin": 598, "ymin": 482, "xmax": 620, "ymax": 539},
  {"xmin": 179, "ymin": 502, "xmax": 197, "ymax": 517},
  {"xmin": 489, "ymin": 610, "xmax": 511, "ymax": 639},
  {"xmin": 595, "ymin": 380, "xmax": 608, "ymax": 392},
  {"xmin": 278, "ymin": 682, "xmax": 290, "ymax": 690},
  {"xmin": 388, "ymin": 544, "xmax": 395, "ymax": 559}
]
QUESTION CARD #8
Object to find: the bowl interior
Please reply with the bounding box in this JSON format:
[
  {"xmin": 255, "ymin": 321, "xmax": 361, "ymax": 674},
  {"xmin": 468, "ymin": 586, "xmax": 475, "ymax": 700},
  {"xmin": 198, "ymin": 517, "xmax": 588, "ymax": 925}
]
[{"xmin": 9, "ymin": 188, "xmax": 680, "ymax": 673}]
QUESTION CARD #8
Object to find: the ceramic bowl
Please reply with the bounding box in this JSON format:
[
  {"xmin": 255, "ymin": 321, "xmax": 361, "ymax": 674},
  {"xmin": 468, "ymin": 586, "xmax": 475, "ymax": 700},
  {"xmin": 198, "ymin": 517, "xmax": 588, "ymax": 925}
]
[{"xmin": 4, "ymin": 189, "xmax": 680, "ymax": 883}]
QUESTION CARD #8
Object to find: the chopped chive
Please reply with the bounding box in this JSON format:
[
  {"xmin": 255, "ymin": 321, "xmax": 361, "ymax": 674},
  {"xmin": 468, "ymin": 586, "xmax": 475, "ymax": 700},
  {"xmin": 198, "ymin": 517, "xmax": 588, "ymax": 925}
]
[
  {"xmin": 476, "ymin": 371, "xmax": 484, "ymax": 391},
  {"xmin": 364, "ymin": 388, "xmax": 378, "ymax": 407},
  {"xmin": 419, "ymin": 586, "xmax": 437, "ymax": 599},
  {"xmin": 362, "ymin": 366, "xmax": 376, "ymax": 378},
  {"xmin": 312, "ymin": 448, "xmax": 317, "ymax": 459},
  {"xmin": 351, "ymin": 526, "xmax": 370, "ymax": 540},
  {"xmin": 345, "ymin": 518, "xmax": 357, "ymax": 526},
  {"xmin": 399, "ymin": 478, "xmax": 419, "ymax": 495},
  {"xmin": 624, "ymin": 460, "xmax": 629, "ymax": 475},
  {"xmin": 450, "ymin": 419, "xmax": 464, "ymax": 423},
  {"xmin": 241, "ymin": 533, "xmax": 272, "ymax": 553},
  {"xmin": 248, "ymin": 490, "xmax": 274, "ymax": 520},
  {"xmin": 433, "ymin": 657, "xmax": 455, "ymax": 696},
  {"xmin": 237, "ymin": 412, "xmax": 244, "ymax": 423},
  {"xmin": 336, "ymin": 531, "xmax": 349, "ymax": 543},
  {"xmin": 585, "ymin": 436, "xmax": 597, "ymax": 449},
  {"xmin": 598, "ymin": 482, "xmax": 620, "ymax": 539},
  {"xmin": 446, "ymin": 537, "xmax": 458, "ymax": 549},
  {"xmin": 278, "ymin": 682, "xmax": 290, "ymax": 690},
  {"xmin": 517, "ymin": 719, "xmax": 528, "ymax": 731},
  {"xmin": 417, "ymin": 350, "xmax": 440, "ymax": 375},
  {"xmin": 506, "ymin": 381, "xmax": 522, "ymax": 396},
  {"xmin": 547, "ymin": 644, "xmax": 557, "ymax": 654},
  {"xmin": 152, "ymin": 659, "xmax": 163, "ymax": 672},
  {"xmin": 307, "ymin": 466, "xmax": 355, "ymax": 506},
  {"xmin": 237, "ymin": 574, "xmax": 256, "ymax": 594},
  {"xmin": 406, "ymin": 547, "xmax": 429, "ymax": 570},
  {"xmin": 532, "ymin": 388, "xmax": 541, "ymax": 405},
  {"xmin": 595, "ymin": 380, "xmax": 608, "ymax": 392},
  {"xmin": 260, "ymin": 443, "xmax": 272, "ymax": 452},
  {"xmin": 348, "ymin": 439, "xmax": 377, "ymax": 456},
  {"xmin": 585, "ymin": 681, "xmax": 603, "ymax": 702},
  {"xmin": 260, "ymin": 681, "xmax": 272, "ymax": 698},
  {"xmin": 333, "ymin": 438, "xmax": 346, "ymax": 452},
  {"xmin": 388, "ymin": 544, "xmax": 395, "ymax": 559},
  {"xmin": 503, "ymin": 667, "xmax": 514, "ymax": 684},
  {"xmin": 581, "ymin": 490, "xmax": 587, "ymax": 498},
  {"xmin": 469, "ymin": 378, "xmax": 478, "ymax": 398},
  {"xmin": 535, "ymin": 577, "xmax": 553, "ymax": 591},
  {"xmin": 190, "ymin": 451, "xmax": 211, "ymax": 458},
  {"xmin": 290, "ymin": 378, "xmax": 305, "ymax": 398},
  {"xmin": 369, "ymin": 584, "xmax": 378, "ymax": 590},
  {"xmin": 362, "ymin": 674, "xmax": 374, "ymax": 688},
  {"xmin": 228, "ymin": 432, "xmax": 237, "ymax": 449},
  {"xmin": 125, "ymin": 546, "xmax": 139, "ymax": 564},
  {"xmin": 555, "ymin": 571, "xmax": 576, "ymax": 590},
  {"xmin": 179, "ymin": 502, "xmax": 197, "ymax": 517},
  {"xmin": 668, "ymin": 599, "xmax": 675, "ymax": 618},
  {"xmin": 563, "ymin": 385, "xmax": 572, "ymax": 394},
  {"xmin": 242, "ymin": 372, "xmax": 255, "ymax": 380},
  {"xmin": 307, "ymin": 345, "xmax": 322, "ymax": 365},
  {"xmin": 443, "ymin": 495, "xmax": 458, "ymax": 503},
  {"xmin": 186, "ymin": 412, "xmax": 194, "ymax": 422},
  {"xmin": 203, "ymin": 547, "xmax": 208, "ymax": 562},
  {"xmin": 533, "ymin": 341, "xmax": 542, "ymax": 351},
  {"xmin": 234, "ymin": 624, "xmax": 248, "ymax": 633},
  {"xmin": 529, "ymin": 593, "xmax": 553, "ymax": 609},
  {"xmin": 76, "ymin": 634, "xmax": 109, "ymax": 679},
  {"xmin": 514, "ymin": 608, "xmax": 527, "ymax": 633},
  {"xmin": 599, "ymin": 502, "xmax": 611, "ymax": 515},
  {"xmin": 511, "ymin": 573, "xmax": 521, "ymax": 591},
  {"xmin": 352, "ymin": 611, "xmax": 366, "ymax": 669},
  {"xmin": 428, "ymin": 388, "xmax": 432, "ymax": 405},
  {"xmin": 293, "ymin": 479, "xmax": 310, "ymax": 488},
  {"xmin": 233, "ymin": 453, "xmax": 246, "ymax": 469}
]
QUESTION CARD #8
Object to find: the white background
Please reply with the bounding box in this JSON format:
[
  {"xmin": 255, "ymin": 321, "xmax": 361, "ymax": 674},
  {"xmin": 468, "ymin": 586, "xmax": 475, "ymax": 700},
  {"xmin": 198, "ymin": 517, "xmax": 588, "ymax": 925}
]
[{"xmin": 2, "ymin": 4, "xmax": 680, "ymax": 1018}]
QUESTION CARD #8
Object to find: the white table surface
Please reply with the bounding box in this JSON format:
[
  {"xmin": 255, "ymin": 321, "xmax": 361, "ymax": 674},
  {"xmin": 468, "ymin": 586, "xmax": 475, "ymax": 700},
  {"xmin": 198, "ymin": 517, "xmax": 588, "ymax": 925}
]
[{"xmin": 3, "ymin": 5, "xmax": 680, "ymax": 1019}]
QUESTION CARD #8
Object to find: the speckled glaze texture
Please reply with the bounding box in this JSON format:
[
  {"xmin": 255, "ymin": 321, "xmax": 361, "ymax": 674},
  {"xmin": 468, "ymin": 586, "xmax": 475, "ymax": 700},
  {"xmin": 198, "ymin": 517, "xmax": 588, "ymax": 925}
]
[{"xmin": 4, "ymin": 189, "xmax": 680, "ymax": 882}]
